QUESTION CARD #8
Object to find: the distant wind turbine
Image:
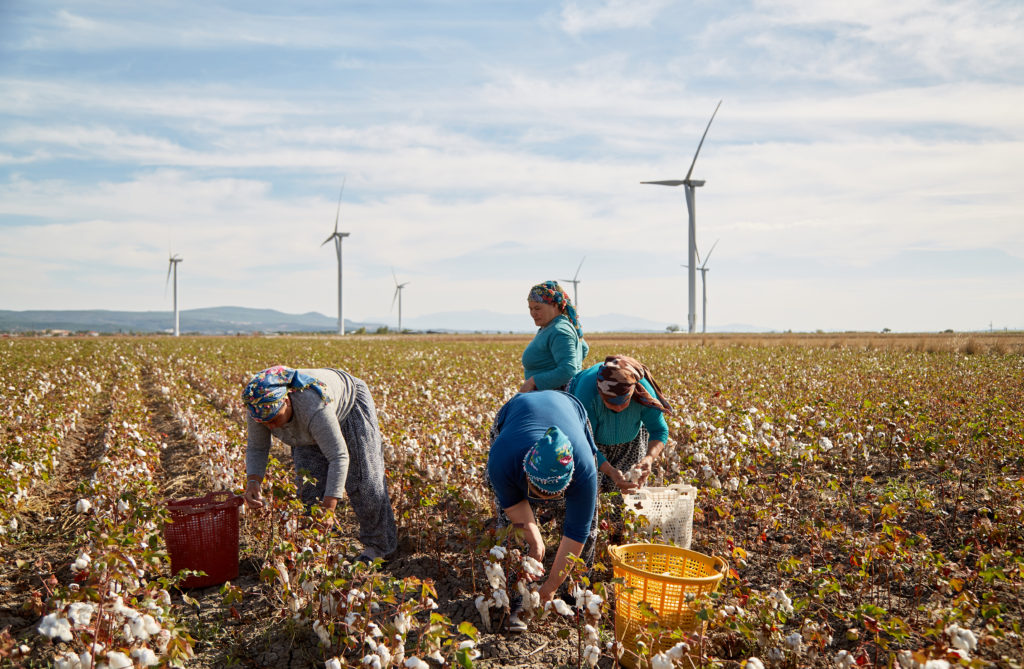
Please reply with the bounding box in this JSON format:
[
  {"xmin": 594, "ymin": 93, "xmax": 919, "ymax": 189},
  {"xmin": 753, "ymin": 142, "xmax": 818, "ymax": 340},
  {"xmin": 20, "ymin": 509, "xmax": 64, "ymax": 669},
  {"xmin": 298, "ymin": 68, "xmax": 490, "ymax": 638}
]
[
  {"xmin": 643, "ymin": 100, "xmax": 722, "ymax": 334},
  {"xmin": 165, "ymin": 254, "xmax": 183, "ymax": 337},
  {"xmin": 391, "ymin": 270, "xmax": 410, "ymax": 332},
  {"xmin": 321, "ymin": 179, "xmax": 351, "ymax": 336},
  {"xmin": 561, "ymin": 256, "xmax": 586, "ymax": 310},
  {"xmin": 683, "ymin": 239, "xmax": 719, "ymax": 334}
]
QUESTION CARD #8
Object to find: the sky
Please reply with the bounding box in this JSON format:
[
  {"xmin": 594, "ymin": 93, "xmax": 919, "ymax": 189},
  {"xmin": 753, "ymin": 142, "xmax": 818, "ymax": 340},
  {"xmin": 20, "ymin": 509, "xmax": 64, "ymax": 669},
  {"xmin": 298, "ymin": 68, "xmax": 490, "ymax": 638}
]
[{"xmin": 1, "ymin": 0, "xmax": 1022, "ymax": 333}]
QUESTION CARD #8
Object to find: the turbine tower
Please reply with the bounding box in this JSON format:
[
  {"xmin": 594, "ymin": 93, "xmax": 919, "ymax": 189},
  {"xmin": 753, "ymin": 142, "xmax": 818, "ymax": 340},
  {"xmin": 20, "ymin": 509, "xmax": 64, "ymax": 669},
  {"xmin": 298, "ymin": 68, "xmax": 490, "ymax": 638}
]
[
  {"xmin": 684, "ymin": 240, "xmax": 719, "ymax": 334},
  {"xmin": 165, "ymin": 254, "xmax": 183, "ymax": 337},
  {"xmin": 391, "ymin": 270, "xmax": 410, "ymax": 332},
  {"xmin": 561, "ymin": 256, "xmax": 586, "ymax": 310},
  {"xmin": 643, "ymin": 100, "xmax": 722, "ymax": 334},
  {"xmin": 321, "ymin": 180, "xmax": 351, "ymax": 335}
]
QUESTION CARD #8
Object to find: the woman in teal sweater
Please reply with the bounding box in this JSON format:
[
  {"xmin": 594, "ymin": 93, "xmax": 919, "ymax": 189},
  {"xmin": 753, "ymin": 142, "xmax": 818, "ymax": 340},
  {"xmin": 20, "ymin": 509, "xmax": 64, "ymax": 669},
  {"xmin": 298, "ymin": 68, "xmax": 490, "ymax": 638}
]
[
  {"xmin": 520, "ymin": 281, "xmax": 589, "ymax": 392},
  {"xmin": 567, "ymin": 355, "xmax": 673, "ymax": 491}
]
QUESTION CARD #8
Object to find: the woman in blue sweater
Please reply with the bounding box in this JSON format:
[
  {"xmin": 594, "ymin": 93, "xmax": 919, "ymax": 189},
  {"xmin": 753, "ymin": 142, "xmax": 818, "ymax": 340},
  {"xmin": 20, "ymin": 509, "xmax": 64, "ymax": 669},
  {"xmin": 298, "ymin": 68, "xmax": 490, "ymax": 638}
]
[
  {"xmin": 568, "ymin": 355, "xmax": 673, "ymax": 491},
  {"xmin": 487, "ymin": 391, "xmax": 637, "ymax": 622},
  {"xmin": 520, "ymin": 281, "xmax": 589, "ymax": 392}
]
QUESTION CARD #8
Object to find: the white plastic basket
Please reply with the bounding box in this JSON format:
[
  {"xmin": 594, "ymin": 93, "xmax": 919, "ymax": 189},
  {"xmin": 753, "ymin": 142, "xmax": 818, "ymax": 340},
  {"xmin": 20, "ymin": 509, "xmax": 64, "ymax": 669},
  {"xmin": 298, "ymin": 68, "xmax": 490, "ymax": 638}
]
[{"xmin": 621, "ymin": 484, "xmax": 696, "ymax": 549}]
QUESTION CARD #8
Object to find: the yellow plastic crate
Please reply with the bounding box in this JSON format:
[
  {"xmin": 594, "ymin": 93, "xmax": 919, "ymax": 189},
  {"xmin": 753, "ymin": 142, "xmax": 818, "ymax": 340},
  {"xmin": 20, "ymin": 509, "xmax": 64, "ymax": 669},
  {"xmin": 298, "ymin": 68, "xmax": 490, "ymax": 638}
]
[{"xmin": 609, "ymin": 543, "xmax": 725, "ymax": 667}]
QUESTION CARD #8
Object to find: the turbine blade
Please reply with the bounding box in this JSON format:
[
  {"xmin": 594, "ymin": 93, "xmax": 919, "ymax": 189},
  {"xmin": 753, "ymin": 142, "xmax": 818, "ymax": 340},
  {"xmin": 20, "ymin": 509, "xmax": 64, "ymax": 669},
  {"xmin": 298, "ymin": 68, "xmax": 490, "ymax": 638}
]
[
  {"xmin": 574, "ymin": 256, "xmax": 585, "ymax": 280},
  {"xmin": 392, "ymin": 268, "xmax": 399, "ymax": 286},
  {"xmin": 333, "ymin": 177, "xmax": 346, "ymax": 234},
  {"xmin": 321, "ymin": 234, "xmax": 334, "ymax": 246},
  {"xmin": 702, "ymin": 239, "xmax": 720, "ymax": 267},
  {"xmin": 391, "ymin": 287, "xmax": 399, "ymax": 311},
  {"xmin": 165, "ymin": 260, "xmax": 172, "ymax": 287},
  {"xmin": 641, "ymin": 180, "xmax": 686, "ymax": 186},
  {"xmin": 684, "ymin": 99, "xmax": 722, "ymax": 182}
]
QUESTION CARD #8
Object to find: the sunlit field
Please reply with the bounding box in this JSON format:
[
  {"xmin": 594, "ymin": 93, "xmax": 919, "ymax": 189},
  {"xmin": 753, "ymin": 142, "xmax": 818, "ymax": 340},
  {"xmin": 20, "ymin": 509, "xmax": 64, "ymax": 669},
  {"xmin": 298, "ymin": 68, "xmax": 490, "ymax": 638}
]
[{"xmin": 1, "ymin": 333, "xmax": 1022, "ymax": 668}]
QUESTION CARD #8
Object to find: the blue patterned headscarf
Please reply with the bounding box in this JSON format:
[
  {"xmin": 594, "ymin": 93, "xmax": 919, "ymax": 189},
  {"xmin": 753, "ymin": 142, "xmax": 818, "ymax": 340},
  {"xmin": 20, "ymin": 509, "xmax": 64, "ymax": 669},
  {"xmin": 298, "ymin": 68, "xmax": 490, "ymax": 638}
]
[
  {"xmin": 241, "ymin": 366, "xmax": 328, "ymax": 421},
  {"xmin": 523, "ymin": 426, "xmax": 574, "ymax": 494},
  {"xmin": 528, "ymin": 281, "xmax": 582, "ymax": 337}
]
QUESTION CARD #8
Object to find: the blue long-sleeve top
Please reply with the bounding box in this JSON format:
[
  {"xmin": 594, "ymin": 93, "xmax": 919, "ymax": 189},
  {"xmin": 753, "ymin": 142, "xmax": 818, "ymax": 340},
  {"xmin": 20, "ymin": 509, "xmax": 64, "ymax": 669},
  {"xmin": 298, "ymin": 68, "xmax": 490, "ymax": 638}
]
[
  {"xmin": 521, "ymin": 314, "xmax": 589, "ymax": 390},
  {"xmin": 568, "ymin": 363, "xmax": 670, "ymax": 446},
  {"xmin": 487, "ymin": 391, "xmax": 600, "ymax": 543}
]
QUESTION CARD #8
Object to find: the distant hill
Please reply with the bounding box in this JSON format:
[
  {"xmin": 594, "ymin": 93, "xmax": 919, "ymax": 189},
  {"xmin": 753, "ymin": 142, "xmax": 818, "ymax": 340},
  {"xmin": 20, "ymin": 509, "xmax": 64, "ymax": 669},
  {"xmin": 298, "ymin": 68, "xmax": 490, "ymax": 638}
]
[
  {"xmin": 379, "ymin": 309, "xmax": 672, "ymax": 333},
  {"xmin": 0, "ymin": 306, "xmax": 766, "ymax": 335},
  {"xmin": 0, "ymin": 307, "xmax": 382, "ymax": 335}
]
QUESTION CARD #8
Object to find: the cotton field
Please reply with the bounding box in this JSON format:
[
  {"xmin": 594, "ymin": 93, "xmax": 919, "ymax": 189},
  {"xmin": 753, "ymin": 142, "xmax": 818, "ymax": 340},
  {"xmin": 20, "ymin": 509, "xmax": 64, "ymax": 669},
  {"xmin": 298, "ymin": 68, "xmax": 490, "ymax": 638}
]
[{"xmin": 0, "ymin": 334, "xmax": 1022, "ymax": 668}]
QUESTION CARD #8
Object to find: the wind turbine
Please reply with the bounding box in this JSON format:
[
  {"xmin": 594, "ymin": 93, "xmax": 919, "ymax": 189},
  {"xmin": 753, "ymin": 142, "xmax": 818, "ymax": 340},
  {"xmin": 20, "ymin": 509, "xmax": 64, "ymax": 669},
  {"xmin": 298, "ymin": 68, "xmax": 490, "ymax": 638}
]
[
  {"xmin": 561, "ymin": 256, "xmax": 586, "ymax": 309},
  {"xmin": 642, "ymin": 99, "xmax": 722, "ymax": 334},
  {"xmin": 391, "ymin": 270, "xmax": 410, "ymax": 332},
  {"xmin": 165, "ymin": 254, "xmax": 183, "ymax": 337},
  {"xmin": 683, "ymin": 240, "xmax": 719, "ymax": 334},
  {"xmin": 321, "ymin": 179, "xmax": 351, "ymax": 335}
]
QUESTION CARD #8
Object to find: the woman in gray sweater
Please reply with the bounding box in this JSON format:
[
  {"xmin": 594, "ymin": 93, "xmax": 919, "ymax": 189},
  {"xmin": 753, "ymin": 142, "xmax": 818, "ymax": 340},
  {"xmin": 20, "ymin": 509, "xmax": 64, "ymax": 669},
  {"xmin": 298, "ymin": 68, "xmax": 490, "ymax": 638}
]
[{"xmin": 241, "ymin": 366, "xmax": 397, "ymax": 562}]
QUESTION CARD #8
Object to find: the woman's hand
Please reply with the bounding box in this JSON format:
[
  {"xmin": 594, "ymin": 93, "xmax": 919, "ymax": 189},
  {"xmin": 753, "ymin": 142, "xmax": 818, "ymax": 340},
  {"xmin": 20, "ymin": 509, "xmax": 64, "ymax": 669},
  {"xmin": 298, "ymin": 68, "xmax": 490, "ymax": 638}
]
[
  {"xmin": 243, "ymin": 479, "xmax": 264, "ymax": 509},
  {"xmin": 636, "ymin": 454, "xmax": 657, "ymax": 483},
  {"xmin": 519, "ymin": 377, "xmax": 538, "ymax": 393},
  {"xmin": 599, "ymin": 461, "xmax": 639, "ymax": 493},
  {"xmin": 611, "ymin": 468, "xmax": 639, "ymax": 494},
  {"xmin": 319, "ymin": 497, "xmax": 339, "ymax": 530},
  {"xmin": 538, "ymin": 581, "xmax": 557, "ymax": 604}
]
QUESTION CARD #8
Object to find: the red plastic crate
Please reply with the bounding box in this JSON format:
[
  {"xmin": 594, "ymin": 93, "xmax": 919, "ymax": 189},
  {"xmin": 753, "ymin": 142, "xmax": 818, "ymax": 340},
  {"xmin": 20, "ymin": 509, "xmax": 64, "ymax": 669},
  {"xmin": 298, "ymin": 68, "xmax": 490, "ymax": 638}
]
[{"xmin": 164, "ymin": 491, "xmax": 243, "ymax": 588}]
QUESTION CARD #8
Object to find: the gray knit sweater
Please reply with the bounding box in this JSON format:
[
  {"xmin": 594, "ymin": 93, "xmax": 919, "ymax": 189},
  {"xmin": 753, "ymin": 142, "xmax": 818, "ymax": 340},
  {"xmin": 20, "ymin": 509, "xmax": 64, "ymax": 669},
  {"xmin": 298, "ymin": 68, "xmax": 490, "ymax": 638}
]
[{"xmin": 245, "ymin": 368, "xmax": 358, "ymax": 499}]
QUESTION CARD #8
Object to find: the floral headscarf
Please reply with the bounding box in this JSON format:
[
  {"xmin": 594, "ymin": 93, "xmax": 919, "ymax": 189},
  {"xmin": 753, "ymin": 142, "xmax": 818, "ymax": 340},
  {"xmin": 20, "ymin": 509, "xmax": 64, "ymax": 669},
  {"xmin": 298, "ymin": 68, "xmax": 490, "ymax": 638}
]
[
  {"xmin": 596, "ymin": 355, "xmax": 673, "ymax": 414},
  {"xmin": 241, "ymin": 366, "xmax": 328, "ymax": 422},
  {"xmin": 528, "ymin": 281, "xmax": 582, "ymax": 336},
  {"xmin": 523, "ymin": 426, "xmax": 574, "ymax": 494}
]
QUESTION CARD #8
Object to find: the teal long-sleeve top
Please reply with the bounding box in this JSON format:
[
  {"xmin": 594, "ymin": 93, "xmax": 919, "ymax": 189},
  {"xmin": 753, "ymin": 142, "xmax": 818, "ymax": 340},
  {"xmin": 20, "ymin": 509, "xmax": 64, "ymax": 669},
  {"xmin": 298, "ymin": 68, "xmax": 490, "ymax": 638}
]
[
  {"xmin": 521, "ymin": 314, "xmax": 589, "ymax": 390},
  {"xmin": 568, "ymin": 363, "xmax": 670, "ymax": 446}
]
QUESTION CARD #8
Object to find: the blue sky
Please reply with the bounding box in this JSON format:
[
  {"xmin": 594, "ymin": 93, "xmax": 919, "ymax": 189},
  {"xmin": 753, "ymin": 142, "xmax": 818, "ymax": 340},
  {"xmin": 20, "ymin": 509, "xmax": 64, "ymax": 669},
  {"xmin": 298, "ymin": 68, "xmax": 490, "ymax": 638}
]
[{"xmin": 2, "ymin": 0, "xmax": 1022, "ymax": 332}]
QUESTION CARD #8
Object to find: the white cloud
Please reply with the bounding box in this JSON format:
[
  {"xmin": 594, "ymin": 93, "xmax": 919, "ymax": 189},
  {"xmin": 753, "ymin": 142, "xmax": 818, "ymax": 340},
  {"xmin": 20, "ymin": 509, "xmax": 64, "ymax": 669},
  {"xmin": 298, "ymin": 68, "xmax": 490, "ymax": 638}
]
[{"xmin": 559, "ymin": 0, "xmax": 674, "ymax": 35}]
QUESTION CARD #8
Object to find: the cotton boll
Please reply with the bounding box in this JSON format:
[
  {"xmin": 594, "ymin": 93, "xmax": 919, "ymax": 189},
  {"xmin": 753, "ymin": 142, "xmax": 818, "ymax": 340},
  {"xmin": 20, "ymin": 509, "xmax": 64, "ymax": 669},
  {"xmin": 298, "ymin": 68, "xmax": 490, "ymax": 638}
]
[
  {"xmin": 784, "ymin": 631, "xmax": 802, "ymax": 651},
  {"xmin": 489, "ymin": 545, "xmax": 507, "ymax": 560},
  {"xmin": 54, "ymin": 651, "xmax": 82, "ymax": 669},
  {"xmin": 522, "ymin": 556, "xmax": 544, "ymax": 577},
  {"xmin": 650, "ymin": 653, "xmax": 673, "ymax": 669},
  {"xmin": 667, "ymin": 642, "xmax": 690, "ymax": 660},
  {"xmin": 835, "ymin": 650, "xmax": 855, "ymax": 669},
  {"xmin": 71, "ymin": 552, "xmax": 92, "ymax": 573},
  {"xmin": 76, "ymin": 499, "xmax": 92, "ymax": 513},
  {"xmin": 38, "ymin": 613, "xmax": 73, "ymax": 641},
  {"xmin": 131, "ymin": 647, "xmax": 159, "ymax": 667},
  {"xmin": 474, "ymin": 596, "xmax": 492, "ymax": 631},
  {"xmin": 945, "ymin": 623, "xmax": 977, "ymax": 655},
  {"xmin": 68, "ymin": 602, "xmax": 95, "ymax": 626},
  {"xmin": 583, "ymin": 644, "xmax": 601, "ymax": 667},
  {"xmin": 744, "ymin": 657, "xmax": 765, "ymax": 669},
  {"xmin": 484, "ymin": 562, "xmax": 505, "ymax": 589},
  {"xmin": 404, "ymin": 658, "xmax": 429, "ymax": 669},
  {"xmin": 458, "ymin": 640, "xmax": 480, "ymax": 660},
  {"xmin": 546, "ymin": 598, "xmax": 574, "ymax": 616},
  {"xmin": 104, "ymin": 651, "xmax": 133, "ymax": 669},
  {"xmin": 325, "ymin": 658, "xmax": 343, "ymax": 669},
  {"xmin": 392, "ymin": 611, "xmax": 412, "ymax": 636},
  {"xmin": 313, "ymin": 620, "xmax": 331, "ymax": 645}
]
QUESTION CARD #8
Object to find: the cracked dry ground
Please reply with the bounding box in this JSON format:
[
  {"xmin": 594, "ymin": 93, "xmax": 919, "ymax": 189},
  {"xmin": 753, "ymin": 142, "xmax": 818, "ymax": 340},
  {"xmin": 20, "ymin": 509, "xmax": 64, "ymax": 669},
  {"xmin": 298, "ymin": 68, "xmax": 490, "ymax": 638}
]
[{"xmin": 0, "ymin": 372, "xmax": 610, "ymax": 669}]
